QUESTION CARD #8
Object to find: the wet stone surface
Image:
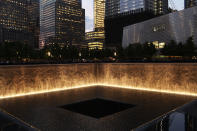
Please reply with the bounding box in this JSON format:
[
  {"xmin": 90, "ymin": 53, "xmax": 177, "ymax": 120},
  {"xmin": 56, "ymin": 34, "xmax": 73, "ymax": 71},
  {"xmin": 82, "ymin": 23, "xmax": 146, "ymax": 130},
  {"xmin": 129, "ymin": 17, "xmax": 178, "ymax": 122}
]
[{"xmin": 0, "ymin": 86, "xmax": 196, "ymax": 131}]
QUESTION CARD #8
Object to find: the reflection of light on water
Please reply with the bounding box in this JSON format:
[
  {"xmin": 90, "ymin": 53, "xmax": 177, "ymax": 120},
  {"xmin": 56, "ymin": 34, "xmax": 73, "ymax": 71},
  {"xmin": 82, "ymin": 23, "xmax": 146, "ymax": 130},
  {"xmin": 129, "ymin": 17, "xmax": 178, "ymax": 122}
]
[{"xmin": 1, "ymin": 83, "xmax": 197, "ymax": 100}]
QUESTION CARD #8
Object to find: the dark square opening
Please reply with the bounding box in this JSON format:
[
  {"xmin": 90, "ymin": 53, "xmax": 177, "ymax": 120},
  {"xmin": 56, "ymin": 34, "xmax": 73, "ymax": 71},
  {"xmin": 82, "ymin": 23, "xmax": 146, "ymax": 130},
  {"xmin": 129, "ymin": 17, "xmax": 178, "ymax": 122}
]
[{"xmin": 60, "ymin": 98, "xmax": 135, "ymax": 118}]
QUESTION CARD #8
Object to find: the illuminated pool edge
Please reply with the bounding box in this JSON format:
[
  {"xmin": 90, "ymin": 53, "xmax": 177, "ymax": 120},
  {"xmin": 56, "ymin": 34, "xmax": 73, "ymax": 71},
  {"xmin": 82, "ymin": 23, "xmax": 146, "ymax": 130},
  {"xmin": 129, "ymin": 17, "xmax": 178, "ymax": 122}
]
[{"xmin": 1, "ymin": 83, "xmax": 197, "ymax": 100}]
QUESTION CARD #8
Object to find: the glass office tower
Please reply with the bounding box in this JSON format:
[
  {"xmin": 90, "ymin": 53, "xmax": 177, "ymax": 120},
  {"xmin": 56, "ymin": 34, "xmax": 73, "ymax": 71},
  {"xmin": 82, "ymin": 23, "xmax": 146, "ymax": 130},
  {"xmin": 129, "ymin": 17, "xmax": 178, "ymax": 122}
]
[
  {"xmin": 105, "ymin": 0, "xmax": 120, "ymax": 17},
  {"xmin": 120, "ymin": 0, "xmax": 144, "ymax": 13},
  {"xmin": 27, "ymin": 0, "xmax": 40, "ymax": 48},
  {"xmin": 106, "ymin": 0, "xmax": 168, "ymax": 17},
  {"xmin": 91, "ymin": 0, "xmax": 105, "ymax": 49},
  {"xmin": 105, "ymin": 0, "xmax": 168, "ymax": 47},
  {"xmin": 0, "ymin": 0, "xmax": 34, "ymax": 45},
  {"xmin": 94, "ymin": 0, "xmax": 105, "ymax": 30},
  {"xmin": 185, "ymin": 0, "xmax": 197, "ymax": 8},
  {"xmin": 145, "ymin": 0, "xmax": 169, "ymax": 15},
  {"xmin": 40, "ymin": 0, "xmax": 85, "ymax": 48}
]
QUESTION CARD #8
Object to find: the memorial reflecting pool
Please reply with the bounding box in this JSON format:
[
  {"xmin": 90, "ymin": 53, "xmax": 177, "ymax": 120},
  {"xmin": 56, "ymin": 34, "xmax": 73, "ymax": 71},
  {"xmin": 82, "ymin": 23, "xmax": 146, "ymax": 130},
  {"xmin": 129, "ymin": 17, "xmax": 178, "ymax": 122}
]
[
  {"xmin": 0, "ymin": 86, "xmax": 196, "ymax": 131},
  {"xmin": 0, "ymin": 63, "xmax": 197, "ymax": 130}
]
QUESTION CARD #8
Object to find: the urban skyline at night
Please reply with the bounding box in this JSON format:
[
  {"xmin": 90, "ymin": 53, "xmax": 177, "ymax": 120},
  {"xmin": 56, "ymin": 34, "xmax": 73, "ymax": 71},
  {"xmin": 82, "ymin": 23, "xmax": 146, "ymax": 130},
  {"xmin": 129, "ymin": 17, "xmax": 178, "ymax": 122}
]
[
  {"xmin": 0, "ymin": 0, "xmax": 196, "ymax": 61},
  {"xmin": 82, "ymin": 0, "xmax": 184, "ymax": 32},
  {"xmin": 0, "ymin": 1, "xmax": 197, "ymax": 130}
]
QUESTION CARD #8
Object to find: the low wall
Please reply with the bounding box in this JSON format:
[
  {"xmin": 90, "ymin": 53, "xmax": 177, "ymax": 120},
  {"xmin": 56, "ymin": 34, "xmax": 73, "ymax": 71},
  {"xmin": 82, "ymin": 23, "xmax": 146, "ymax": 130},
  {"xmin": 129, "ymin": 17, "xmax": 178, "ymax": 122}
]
[
  {"xmin": 0, "ymin": 63, "xmax": 197, "ymax": 98},
  {"xmin": 98, "ymin": 63, "xmax": 197, "ymax": 95},
  {"xmin": 0, "ymin": 64, "xmax": 96, "ymax": 98}
]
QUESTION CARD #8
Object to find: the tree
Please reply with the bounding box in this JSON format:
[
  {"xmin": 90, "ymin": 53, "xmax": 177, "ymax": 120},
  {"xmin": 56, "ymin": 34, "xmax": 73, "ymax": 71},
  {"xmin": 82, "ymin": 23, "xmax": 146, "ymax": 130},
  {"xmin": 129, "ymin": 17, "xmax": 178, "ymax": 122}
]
[
  {"xmin": 0, "ymin": 43, "xmax": 4, "ymax": 59},
  {"xmin": 16, "ymin": 42, "xmax": 33, "ymax": 59},
  {"xmin": 80, "ymin": 48, "xmax": 90, "ymax": 59},
  {"xmin": 89, "ymin": 49, "xmax": 103, "ymax": 59},
  {"xmin": 4, "ymin": 42, "xmax": 18, "ymax": 60},
  {"xmin": 61, "ymin": 45, "xmax": 79, "ymax": 61},
  {"xmin": 162, "ymin": 40, "xmax": 178, "ymax": 56},
  {"xmin": 142, "ymin": 42, "xmax": 156, "ymax": 58},
  {"xmin": 183, "ymin": 36, "xmax": 195, "ymax": 57},
  {"xmin": 103, "ymin": 48, "xmax": 113, "ymax": 58},
  {"xmin": 177, "ymin": 42, "xmax": 184, "ymax": 56},
  {"xmin": 125, "ymin": 43, "xmax": 143, "ymax": 59},
  {"xmin": 43, "ymin": 43, "xmax": 62, "ymax": 61},
  {"xmin": 116, "ymin": 46, "xmax": 125, "ymax": 59},
  {"xmin": 68, "ymin": 46, "xmax": 79, "ymax": 60}
]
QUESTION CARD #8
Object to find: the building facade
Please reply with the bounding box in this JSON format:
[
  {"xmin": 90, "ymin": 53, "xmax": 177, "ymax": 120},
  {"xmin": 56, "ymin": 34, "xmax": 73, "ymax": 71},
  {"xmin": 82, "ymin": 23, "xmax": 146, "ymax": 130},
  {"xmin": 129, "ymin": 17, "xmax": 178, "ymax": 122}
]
[
  {"xmin": 105, "ymin": 0, "xmax": 120, "ymax": 17},
  {"xmin": 27, "ymin": 0, "xmax": 40, "ymax": 48},
  {"xmin": 105, "ymin": 0, "xmax": 168, "ymax": 17},
  {"xmin": 85, "ymin": 0, "xmax": 105, "ymax": 50},
  {"xmin": 105, "ymin": 0, "xmax": 168, "ymax": 48},
  {"xmin": 122, "ymin": 6, "xmax": 197, "ymax": 48},
  {"xmin": 86, "ymin": 0, "xmax": 106, "ymax": 49},
  {"xmin": 145, "ymin": 0, "xmax": 169, "ymax": 15},
  {"xmin": 85, "ymin": 31, "xmax": 104, "ymax": 49},
  {"xmin": 185, "ymin": 0, "xmax": 197, "ymax": 8},
  {"xmin": 120, "ymin": 0, "xmax": 144, "ymax": 13},
  {"xmin": 40, "ymin": 0, "xmax": 85, "ymax": 48},
  {"xmin": 94, "ymin": 0, "xmax": 105, "ymax": 30},
  {"xmin": 0, "ymin": 0, "xmax": 34, "ymax": 45}
]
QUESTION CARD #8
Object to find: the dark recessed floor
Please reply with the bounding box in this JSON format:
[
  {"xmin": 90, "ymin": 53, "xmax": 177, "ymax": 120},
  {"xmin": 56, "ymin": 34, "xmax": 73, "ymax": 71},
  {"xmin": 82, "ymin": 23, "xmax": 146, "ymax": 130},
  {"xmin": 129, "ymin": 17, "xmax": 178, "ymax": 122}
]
[
  {"xmin": 0, "ymin": 86, "xmax": 196, "ymax": 131},
  {"xmin": 60, "ymin": 98, "xmax": 135, "ymax": 118}
]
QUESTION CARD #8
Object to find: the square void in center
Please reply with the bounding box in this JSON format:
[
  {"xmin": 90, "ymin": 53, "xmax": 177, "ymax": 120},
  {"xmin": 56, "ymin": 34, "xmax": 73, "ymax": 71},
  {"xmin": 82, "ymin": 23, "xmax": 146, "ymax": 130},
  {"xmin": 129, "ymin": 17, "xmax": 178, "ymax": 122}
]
[{"xmin": 60, "ymin": 98, "xmax": 135, "ymax": 119}]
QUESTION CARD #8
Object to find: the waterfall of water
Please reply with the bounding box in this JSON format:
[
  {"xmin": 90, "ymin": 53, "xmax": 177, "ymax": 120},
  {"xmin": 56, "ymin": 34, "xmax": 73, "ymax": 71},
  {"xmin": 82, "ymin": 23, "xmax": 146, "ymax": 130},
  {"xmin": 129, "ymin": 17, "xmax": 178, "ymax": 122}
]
[{"xmin": 0, "ymin": 63, "xmax": 197, "ymax": 98}]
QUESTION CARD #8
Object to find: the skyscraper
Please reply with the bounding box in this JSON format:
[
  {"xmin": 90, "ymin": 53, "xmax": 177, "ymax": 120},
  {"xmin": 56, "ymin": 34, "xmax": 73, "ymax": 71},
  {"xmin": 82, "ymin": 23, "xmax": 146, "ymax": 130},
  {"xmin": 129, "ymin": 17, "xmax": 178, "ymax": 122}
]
[
  {"xmin": 27, "ymin": 0, "xmax": 40, "ymax": 48},
  {"xmin": 105, "ymin": 0, "xmax": 169, "ymax": 47},
  {"xmin": 0, "ymin": 0, "xmax": 34, "ymax": 45},
  {"xmin": 85, "ymin": 0, "xmax": 105, "ymax": 50},
  {"xmin": 106, "ymin": 0, "xmax": 168, "ymax": 17},
  {"xmin": 120, "ymin": 0, "xmax": 144, "ymax": 13},
  {"xmin": 185, "ymin": 0, "xmax": 197, "ymax": 8},
  {"xmin": 40, "ymin": 0, "xmax": 85, "ymax": 48},
  {"xmin": 145, "ymin": 0, "xmax": 169, "ymax": 15},
  {"xmin": 105, "ymin": 0, "xmax": 120, "ymax": 17},
  {"xmin": 94, "ymin": 0, "xmax": 105, "ymax": 30}
]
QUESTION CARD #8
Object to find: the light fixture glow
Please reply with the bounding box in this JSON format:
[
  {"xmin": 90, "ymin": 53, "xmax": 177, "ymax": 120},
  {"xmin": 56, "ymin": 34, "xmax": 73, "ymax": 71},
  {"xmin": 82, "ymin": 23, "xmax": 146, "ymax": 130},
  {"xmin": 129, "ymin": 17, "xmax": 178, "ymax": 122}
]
[{"xmin": 0, "ymin": 83, "xmax": 197, "ymax": 100}]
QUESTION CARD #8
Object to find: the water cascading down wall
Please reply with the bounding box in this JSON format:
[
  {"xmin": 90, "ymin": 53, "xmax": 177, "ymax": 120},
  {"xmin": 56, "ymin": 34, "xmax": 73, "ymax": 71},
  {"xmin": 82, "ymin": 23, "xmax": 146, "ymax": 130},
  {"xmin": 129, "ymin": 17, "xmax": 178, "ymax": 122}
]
[{"xmin": 0, "ymin": 63, "xmax": 197, "ymax": 98}]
